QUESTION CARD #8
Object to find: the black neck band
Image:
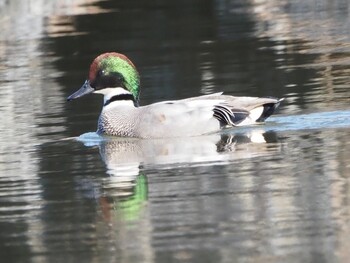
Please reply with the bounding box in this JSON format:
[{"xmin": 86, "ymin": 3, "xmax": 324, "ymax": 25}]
[{"xmin": 104, "ymin": 94, "xmax": 136, "ymax": 106}]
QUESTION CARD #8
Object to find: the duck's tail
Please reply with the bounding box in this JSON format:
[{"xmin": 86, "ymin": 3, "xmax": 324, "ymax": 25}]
[
  {"xmin": 256, "ymin": 97, "xmax": 284, "ymax": 122},
  {"xmin": 213, "ymin": 97, "xmax": 284, "ymax": 127}
]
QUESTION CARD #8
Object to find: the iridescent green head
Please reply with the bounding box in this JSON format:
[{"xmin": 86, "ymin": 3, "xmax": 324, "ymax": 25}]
[{"xmin": 67, "ymin": 52, "xmax": 141, "ymax": 103}]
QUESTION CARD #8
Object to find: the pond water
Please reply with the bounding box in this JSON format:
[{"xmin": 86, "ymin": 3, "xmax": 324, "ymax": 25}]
[{"xmin": 1, "ymin": 0, "xmax": 350, "ymax": 262}]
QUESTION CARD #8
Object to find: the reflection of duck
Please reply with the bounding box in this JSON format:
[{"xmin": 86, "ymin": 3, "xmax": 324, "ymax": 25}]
[
  {"xmin": 83, "ymin": 129, "xmax": 280, "ymax": 174},
  {"xmin": 68, "ymin": 52, "xmax": 283, "ymax": 138},
  {"xmin": 80, "ymin": 130, "xmax": 280, "ymax": 222}
]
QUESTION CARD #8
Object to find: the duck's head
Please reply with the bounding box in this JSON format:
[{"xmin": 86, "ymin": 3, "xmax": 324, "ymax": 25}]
[{"xmin": 67, "ymin": 52, "xmax": 140, "ymax": 105}]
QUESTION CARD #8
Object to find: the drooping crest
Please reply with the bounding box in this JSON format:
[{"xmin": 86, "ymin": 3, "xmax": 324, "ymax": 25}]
[{"xmin": 89, "ymin": 52, "xmax": 140, "ymax": 101}]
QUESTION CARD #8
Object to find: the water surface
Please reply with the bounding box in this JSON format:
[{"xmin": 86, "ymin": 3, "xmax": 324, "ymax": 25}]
[{"xmin": 1, "ymin": 0, "xmax": 350, "ymax": 262}]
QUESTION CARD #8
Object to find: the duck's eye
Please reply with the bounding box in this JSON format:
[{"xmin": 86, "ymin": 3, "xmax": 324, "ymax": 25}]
[{"xmin": 98, "ymin": 69, "xmax": 105, "ymax": 76}]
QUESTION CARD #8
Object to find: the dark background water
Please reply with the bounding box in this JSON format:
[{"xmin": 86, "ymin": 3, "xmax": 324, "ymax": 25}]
[{"xmin": 1, "ymin": 0, "xmax": 350, "ymax": 262}]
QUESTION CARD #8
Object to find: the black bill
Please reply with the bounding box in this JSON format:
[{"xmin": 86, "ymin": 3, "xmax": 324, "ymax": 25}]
[{"xmin": 67, "ymin": 80, "xmax": 94, "ymax": 101}]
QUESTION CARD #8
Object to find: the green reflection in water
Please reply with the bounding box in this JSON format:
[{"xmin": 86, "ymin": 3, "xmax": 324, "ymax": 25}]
[{"xmin": 113, "ymin": 174, "xmax": 148, "ymax": 222}]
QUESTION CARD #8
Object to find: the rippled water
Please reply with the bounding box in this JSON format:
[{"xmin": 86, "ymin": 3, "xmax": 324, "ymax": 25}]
[{"xmin": 1, "ymin": 0, "xmax": 350, "ymax": 262}]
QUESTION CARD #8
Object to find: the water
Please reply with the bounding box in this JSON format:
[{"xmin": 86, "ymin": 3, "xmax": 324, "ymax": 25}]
[{"xmin": 1, "ymin": 0, "xmax": 350, "ymax": 262}]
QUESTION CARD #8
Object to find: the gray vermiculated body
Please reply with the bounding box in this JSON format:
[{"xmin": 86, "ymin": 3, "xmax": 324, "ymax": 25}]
[
  {"xmin": 97, "ymin": 94, "xmax": 281, "ymax": 138},
  {"xmin": 97, "ymin": 101, "xmax": 220, "ymax": 138}
]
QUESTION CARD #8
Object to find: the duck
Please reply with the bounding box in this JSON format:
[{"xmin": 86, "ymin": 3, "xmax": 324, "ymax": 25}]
[{"xmin": 67, "ymin": 52, "xmax": 283, "ymax": 138}]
